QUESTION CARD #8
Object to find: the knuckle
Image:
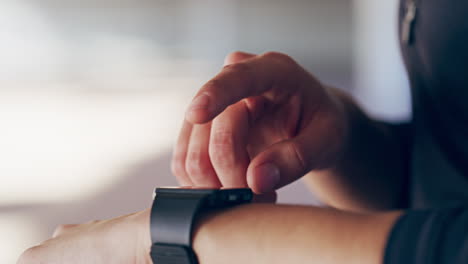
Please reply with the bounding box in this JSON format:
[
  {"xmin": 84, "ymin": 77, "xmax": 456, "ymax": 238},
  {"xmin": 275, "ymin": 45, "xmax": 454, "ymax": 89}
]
[
  {"xmin": 261, "ymin": 51, "xmax": 301, "ymax": 86},
  {"xmin": 225, "ymin": 51, "xmax": 246, "ymax": 62},
  {"xmin": 186, "ymin": 151, "xmax": 212, "ymax": 176},
  {"xmin": 262, "ymin": 51, "xmax": 295, "ymax": 65},
  {"xmin": 224, "ymin": 61, "xmax": 251, "ymax": 74},
  {"xmin": 210, "ymin": 130, "xmax": 234, "ymax": 153},
  {"xmin": 218, "ymin": 62, "xmax": 255, "ymax": 88},
  {"xmin": 205, "ymin": 79, "xmax": 223, "ymax": 90},
  {"xmin": 210, "ymin": 131, "xmax": 236, "ymax": 165},
  {"xmin": 203, "ymin": 79, "xmax": 225, "ymax": 97}
]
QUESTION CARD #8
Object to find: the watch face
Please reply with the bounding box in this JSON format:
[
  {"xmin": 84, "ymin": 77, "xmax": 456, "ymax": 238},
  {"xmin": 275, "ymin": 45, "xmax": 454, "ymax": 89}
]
[{"xmin": 154, "ymin": 187, "xmax": 253, "ymax": 205}]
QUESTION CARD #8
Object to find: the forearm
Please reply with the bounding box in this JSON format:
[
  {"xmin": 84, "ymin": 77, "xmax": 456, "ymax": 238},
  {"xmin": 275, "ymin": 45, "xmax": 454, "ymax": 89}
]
[
  {"xmin": 19, "ymin": 202, "xmax": 468, "ymax": 264},
  {"xmin": 139, "ymin": 204, "xmax": 402, "ymax": 264},
  {"xmin": 304, "ymin": 88, "xmax": 409, "ymax": 212},
  {"xmin": 191, "ymin": 204, "xmax": 402, "ymax": 264}
]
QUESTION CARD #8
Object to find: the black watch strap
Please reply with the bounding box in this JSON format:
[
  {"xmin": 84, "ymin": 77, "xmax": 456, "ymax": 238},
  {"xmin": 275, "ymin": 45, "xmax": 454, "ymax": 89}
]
[
  {"xmin": 149, "ymin": 188, "xmax": 253, "ymax": 264},
  {"xmin": 150, "ymin": 194, "xmax": 205, "ymax": 264}
]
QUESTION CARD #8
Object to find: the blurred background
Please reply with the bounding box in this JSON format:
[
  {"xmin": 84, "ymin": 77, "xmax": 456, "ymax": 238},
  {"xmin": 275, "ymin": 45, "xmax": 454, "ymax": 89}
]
[{"xmin": 0, "ymin": 0, "xmax": 410, "ymax": 262}]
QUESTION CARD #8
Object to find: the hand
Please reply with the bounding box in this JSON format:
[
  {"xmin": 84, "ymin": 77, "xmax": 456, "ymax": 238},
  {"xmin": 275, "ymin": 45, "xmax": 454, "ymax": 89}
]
[
  {"xmin": 17, "ymin": 210, "xmax": 152, "ymax": 264},
  {"xmin": 16, "ymin": 194, "xmax": 276, "ymax": 264},
  {"xmin": 172, "ymin": 51, "xmax": 348, "ymax": 194}
]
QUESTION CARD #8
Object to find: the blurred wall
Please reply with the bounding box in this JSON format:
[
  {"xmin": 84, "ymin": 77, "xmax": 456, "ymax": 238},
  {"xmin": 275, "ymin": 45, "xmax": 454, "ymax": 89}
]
[
  {"xmin": 0, "ymin": 0, "xmax": 352, "ymax": 88},
  {"xmin": 0, "ymin": 0, "xmax": 408, "ymax": 262},
  {"xmin": 353, "ymin": 0, "xmax": 411, "ymax": 121}
]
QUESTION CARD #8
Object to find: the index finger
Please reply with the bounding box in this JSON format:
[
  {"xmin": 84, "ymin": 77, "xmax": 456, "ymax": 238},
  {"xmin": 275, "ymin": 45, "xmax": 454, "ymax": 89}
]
[{"xmin": 185, "ymin": 52, "xmax": 303, "ymax": 124}]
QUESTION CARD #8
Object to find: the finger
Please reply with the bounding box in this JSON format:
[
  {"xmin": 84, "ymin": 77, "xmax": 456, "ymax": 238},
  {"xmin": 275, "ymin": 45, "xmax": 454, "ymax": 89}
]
[
  {"xmin": 171, "ymin": 120, "xmax": 194, "ymax": 186},
  {"xmin": 223, "ymin": 51, "xmax": 256, "ymax": 66},
  {"xmin": 209, "ymin": 101, "xmax": 251, "ymax": 187},
  {"xmin": 247, "ymin": 111, "xmax": 343, "ymax": 194},
  {"xmin": 52, "ymin": 224, "xmax": 78, "ymax": 238},
  {"xmin": 185, "ymin": 52, "xmax": 303, "ymax": 124},
  {"xmin": 186, "ymin": 123, "xmax": 222, "ymax": 187}
]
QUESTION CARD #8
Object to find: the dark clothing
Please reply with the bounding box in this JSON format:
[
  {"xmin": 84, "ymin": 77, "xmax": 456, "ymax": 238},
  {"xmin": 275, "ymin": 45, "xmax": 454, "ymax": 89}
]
[
  {"xmin": 385, "ymin": 208, "xmax": 468, "ymax": 264},
  {"xmin": 403, "ymin": 0, "xmax": 468, "ymax": 209},
  {"xmin": 385, "ymin": 0, "xmax": 468, "ymax": 263}
]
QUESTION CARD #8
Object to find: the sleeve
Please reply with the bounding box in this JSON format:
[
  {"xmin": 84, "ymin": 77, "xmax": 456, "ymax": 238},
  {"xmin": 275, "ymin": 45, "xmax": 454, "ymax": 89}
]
[
  {"xmin": 384, "ymin": 207, "xmax": 468, "ymax": 264},
  {"xmin": 386, "ymin": 122, "xmax": 413, "ymax": 208}
]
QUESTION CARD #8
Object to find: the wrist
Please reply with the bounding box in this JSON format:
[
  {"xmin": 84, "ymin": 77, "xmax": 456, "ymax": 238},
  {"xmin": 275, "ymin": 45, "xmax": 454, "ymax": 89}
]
[
  {"xmin": 192, "ymin": 203, "xmax": 275, "ymax": 264},
  {"xmin": 326, "ymin": 86, "xmax": 374, "ymax": 171},
  {"xmin": 192, "ymin": 205, "xmax": 250, "ymax": 264},
  {"xmin": 311, "ymin": 87, "xmax": 406, "ymax": 211},
  {"xmin": 322, "ymin": 86, "xmax": 355, "ymax": 170},
  {"xmin": 131, "ymin": 208, "xmax": 153, "ymax": 264}
]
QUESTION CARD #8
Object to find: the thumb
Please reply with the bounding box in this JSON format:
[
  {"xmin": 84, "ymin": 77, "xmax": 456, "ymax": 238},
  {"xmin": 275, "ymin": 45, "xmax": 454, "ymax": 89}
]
[
  {"xmin": 246, "ymin": 121, "xmax": 341, "ymax": 194},
  {"xmin": 223, "ymin": 51, "xmax": 256, "ymax": 66},
  {"xmin": 247, "ymin": 139, "xmax": 308, "ymax": 194}
]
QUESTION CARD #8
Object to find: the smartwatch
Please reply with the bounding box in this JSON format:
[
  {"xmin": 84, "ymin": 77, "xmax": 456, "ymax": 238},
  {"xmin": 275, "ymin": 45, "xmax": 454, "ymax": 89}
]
[{"xmin": 149, "ymin": 187, "xmax": 253, "ymax": 264}]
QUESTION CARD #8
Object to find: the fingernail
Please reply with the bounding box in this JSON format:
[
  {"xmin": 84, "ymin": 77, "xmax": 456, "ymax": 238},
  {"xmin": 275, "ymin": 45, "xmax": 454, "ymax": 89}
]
[
  {"xmin": 189, "ymin": 94, "xmax": 210, "ymax": 111},
  {"xmin": 254, "ymin": 163, "xmax": 280, "ymax": 193}
]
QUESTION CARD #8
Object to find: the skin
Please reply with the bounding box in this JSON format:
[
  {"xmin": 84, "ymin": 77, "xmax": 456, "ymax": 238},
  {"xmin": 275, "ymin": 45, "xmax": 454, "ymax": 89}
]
[
  {"xmin": 17, "ymin": 51, "xmax": 408, "ymax": 263},
  {"xmin": 173, "ymin": 51, "xmax": 406, "ymax": 211},
  {"xmin": 17, "ymin": 205, "xmax": 402, "ymax": 264},
  {"xmin": 303, "ymin": 89, "xmax": 407, "ymax": 212}
]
